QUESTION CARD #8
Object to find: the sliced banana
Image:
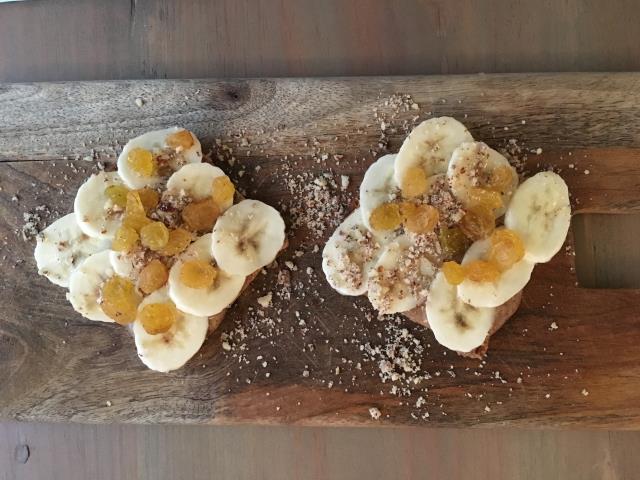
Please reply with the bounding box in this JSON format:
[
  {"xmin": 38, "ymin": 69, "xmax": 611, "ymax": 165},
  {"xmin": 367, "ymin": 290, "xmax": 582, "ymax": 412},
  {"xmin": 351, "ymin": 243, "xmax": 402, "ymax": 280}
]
[
  {"xmin": 117, "ymin": 127, "xmax": 202, "ymax": 189},
  {"xmin": 457, "ymin": 238, "xmax": 534, "ymax": 308},
  {"xmin": 360, "ymin": 154, "xmax": 398, "ymax": 232},
  {"xmin": 394, "ymin": 117, "xmax": 473, "ymax": 185},
  {"xmin": 67, "ymin": 250, "xmax": 116, "ymax": 322},
  {"xmin": 425, "ymin": 271, "xmax": 495, "ymax": 353},
  {"xmin": 133, "ymin": 287, "xmax": 208, "ymax": 373},
  {"xmin": 34, "ymin": 213, "xmax": 109, "ymax": 287},
  {"xmin": 211, "ymin": 199, "xmax": 286, "ymax": 276},
  {"xmin": 322, "ymin": 209, "xmax": 382, "ymax": 296},
  {"xmin": 367, "ymin": 233, "xmax": 439, "ymax": 314},
  {"xmin": 166, "ymin": 163, "xmax": 233, "ymax": 211},
  {"xmin": 447, "ymin": 141, "xmax": 519, "ymax": 217},
  {"xmin": 169, "ymin": 234, "xmax": 245, "ymax": 317},
  {"xmin": 74, "ymin": 171, "xmax": 126, "ymax": 239},
  {"xmin": 504, "ymin": 171, "xmax": 571, "ymax": 263},
  {"xmin": 109, "ymin": 249, "xmax": 145, "ymax": 279}
]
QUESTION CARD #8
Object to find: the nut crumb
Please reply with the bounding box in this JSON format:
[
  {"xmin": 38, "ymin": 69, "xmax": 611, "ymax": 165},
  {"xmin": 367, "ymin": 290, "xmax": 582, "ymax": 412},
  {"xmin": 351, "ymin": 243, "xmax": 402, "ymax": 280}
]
[{"xmin": 369, "ymin": 407, "xmax": 381, "ymax": 420}]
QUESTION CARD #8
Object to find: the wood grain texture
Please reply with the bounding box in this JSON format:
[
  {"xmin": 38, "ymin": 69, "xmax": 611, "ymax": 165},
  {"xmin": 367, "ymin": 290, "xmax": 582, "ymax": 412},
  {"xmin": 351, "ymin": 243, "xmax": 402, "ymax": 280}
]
[
  {"xmin": 2, "ymin": 0, "xmax": 640, "ymax": 82},
  {"xmin": 2, "ymin": 421, "xmax": 640, "ymax": 480},
  {"xmin": 1, "ymin": 74, "xmax": 640, "ymax": 428}
]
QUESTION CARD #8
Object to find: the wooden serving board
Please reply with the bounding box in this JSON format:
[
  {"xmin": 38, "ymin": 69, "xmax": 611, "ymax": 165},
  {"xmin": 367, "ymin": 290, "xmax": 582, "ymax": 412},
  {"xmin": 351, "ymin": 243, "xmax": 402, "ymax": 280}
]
[{"xmin": 1, "ymin": 73, "xmax": 640, "ymax": 428}]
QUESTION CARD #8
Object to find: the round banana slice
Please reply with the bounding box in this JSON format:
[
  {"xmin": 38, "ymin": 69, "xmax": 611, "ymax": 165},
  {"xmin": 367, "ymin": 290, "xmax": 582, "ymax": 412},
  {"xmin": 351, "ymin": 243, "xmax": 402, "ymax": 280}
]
[
  {"xmin": 67, "ymin": 250, "xmax": 116, "ymax": 322},
  {"xmin": 394, "ymin": 117, "xmax": 473, "ymax": 186},
  {"xmin": 504, "ymin": 171, "xmax": 571, "ymax": 263},
  {"xmin": 169, "ymin": 234, "xmax": 245, "ymax": 317},
  {"xmin": 211, "ymin": 199, "xmax": 286, "ymax": 276},
  {"xmin": 133, "ymin": 287, "xmax": 208, "ymax": 373},
  {"xmin": 367, "ymin": 233, "xmax": 439, "ymax": 314},
  {"xmin": 166, "ymin": 163, "xmax": 233, "ymax": 211},
  {"xmin": 457, "ymin": 239, "xmax": 534, "ymax": 308},
  {"xmin": 117, "ymin": 127, "xmax": 202, "ymax": 189},
  {"xmin": 425, "ymin": 271, "xmax": 495, "ymax": 353},
  {"xmin": 109, "ymin": 249, "xmax": 145, "ymax": 279},
  {"xmin": 34, "ymin": 213, "xmax": 109, "ymax": 287},
  {"xmin": 360, "ymin": 154, "xmax": 398, "ymax": 232},
  {"xmin": 74, "ymin": 171, "xmax": 126, "ymax": 239},
  {"xmin": 322, "ymin": 209, "xmax": 383, "ymax": 296},
  {"xmin": 447, "ymin": 141, "xmax": 519, "ymax": 218}
]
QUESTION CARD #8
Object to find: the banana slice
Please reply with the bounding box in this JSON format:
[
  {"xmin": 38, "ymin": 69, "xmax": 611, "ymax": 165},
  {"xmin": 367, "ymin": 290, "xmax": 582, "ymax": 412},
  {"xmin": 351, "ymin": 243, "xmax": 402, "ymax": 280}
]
[
  {"xmin": 360, "ymin": 154, "xmax": 399, "ymax": 232},
  {"xmin": 426, "ymin": 271, "xmax": 495, "ymax": 353},
  {"xmin": 211, "ymin": 199, "xmax": 286, "ymax": 276},
  {"xmin": 67, "ymin": 250, "xmax": 116, "ymax": 322},
  {"xmin": 367, "ymin": 233, "xmax": 439, "ymax": 314},
  {"xmin": 322, "ymin": 209, "xmax": 382, "ymax": 296},
  {"xmin": 504, "ymin": 171, "xmax": 571, "ymax": 263},
  {"xmin": 166, "ymin": 163, "xmax": 233, "ymax": 211},
  {"xmin": 133, "ymin": 287, "xmax": 208, "ymax": 373},
  {"xmin": 457, "ymin": 238, "xmax": 534, "ymax": 308},
  {"xmin": 447, "ymin": 141, "xmax": 519, "ymax": 217},
  {"xmin": 394, "ymin": 117, "xmax": 473, "ymax": 185},
  {"xmin": 109, "ymin": 249, "xmax": 145, "ymax": 279},
  {"xmin": 117, "ymin": 127, "xmax": 202, "ymax": 189},
  {"xmin": 34, "ymin": 213, "xmax": 109, "ymax": 287},
  {"xmin": 74, "ymin": 171, "xmax": 126, "ymax": 239},
  {"xmin": 169, "ymin": 234, "xmax": 245, "ymax": 317}
]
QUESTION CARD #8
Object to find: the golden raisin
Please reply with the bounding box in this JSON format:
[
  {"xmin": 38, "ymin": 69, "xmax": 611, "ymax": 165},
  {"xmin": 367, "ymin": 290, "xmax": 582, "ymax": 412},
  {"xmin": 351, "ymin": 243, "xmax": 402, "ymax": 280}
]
[
  {"xmin": 463, "ymin": 260, "xmax": 501, "ymax": 283},
  {"xmin": 401, "ymin": 202, "xmax": 440, "ymax": 234},
  {"xmin": 105, "ymin": 185, "xmax": 129, "ymax": 208},
  {"xmin": 166, "ymin": 129, "xmax": 194, "ymax": 150},
  {"xmin": 467, "ymin": 187, "xmax": 503, "ymax": 211},
  {"xmin": 140, "ymin": 221, "xmax": 169, "ymax": 251},
  {"xmin": 211, "ymin": 175, "xmax": 235, "ymax": 208},
  {"xmin": 181, "ymin": 198, "xmax": 220, "ymax": 232},
  {"xmin": 486, "ymin": 165, "xmax": 515, "ymax": 193},
  {"xmin": 439, "ymin": 226, "xmax": 471, "ymax": 260},
  {"xmin": 123, "ymin": 213, "xmax": 152, "ymax": 232},
  {"xmin": 459, "ymin": 206, "xmax": 495, "ymax": 241},
  {"xmin": 136, "ymin": 188, "xmax": 159, "ymax": 213},
  {"xmin": 139, "ymin": 302, "xmax": 178, "ymax": 335},
  {"xmin": 100, "ymin": 276, "xmax": 141, "ymax": 324},
  {"xmin": 369, "ymin": 202, "xmax": 402, "ymax": 231},
  {"xmin": 401, "ymin": 167, "xmax": 428, "ymax": 198},
  {"xmin": 112, "ymin": 226, "xmax": 139, "ymax": 253},
  {"xmin": 127, "ymin": 148, "xmax": 156, "ymax": 177},
  {"xmin": 488, "ymin": 228, "xmax": 525, "ymax": 271},
  {"xmin": 442, "ymin": 261, "xmax": 465, "ymax": 285},
  {"xmin": 138, "ymin": 259, "xmax": 169, "ymax": 294},
  {"xmin": 158, "ymin": 228, "xmax": 193, "ymax": 256},
  {"xmin": 123, "ymin": 191, "xmax": 152, "ymax": 232},
  {"xmin": 180, "ymin": 260, "xmax": 218, "ymax": 289}
]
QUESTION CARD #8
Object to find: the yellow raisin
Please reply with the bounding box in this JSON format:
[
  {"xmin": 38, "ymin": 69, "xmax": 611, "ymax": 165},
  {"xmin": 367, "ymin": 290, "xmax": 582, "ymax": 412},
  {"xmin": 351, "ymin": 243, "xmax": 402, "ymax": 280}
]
[
  {"xmin": 181, "ymin": 198, "xmax": 220, "ymax": 232},
  {"xmin": 463, "ymin": 260, "xmax": 501, "ymax": 283},
  {"xmin": 488, "ymin": 228, "xmax": 525, "ymax": 271},
  {"xmin": 139, "ymin": 302, "xmax": 178, "ymax": 335},
  {"xmin": 486, "ymin": 165, "xmax": 515, "ymax": 193},
  {"xmin": 136, "ymin": 188, "xmax": 160, "ymax": 213},
  {"xmin": 211, "ymin": 175, "xmax": 235, "ymax": 208},
  {"xmin": 140, "ymin": 221, "xmax": 169, "ymax": 251},
  {"xmin": 112, "ymin": 226, "xmax": 139, "ymax": 253},
  {"xmin": 442, "ymin": 261, "xmax": 466, "ymax": 285},
  {"xmin": 439, "ymin": 226, "xmax": 471, "ymax": 260},
  {"xmin": 166, "ymin": 129, "xmax": 194, "ymax": 150},
  {"xmin": 180, "ymin": 260, "xmax": 218, "ymax": 289},
  {"xmin": 105, "ymin": 185, "xmax": 129, "ymax": 208},
  {"xmin": 459, "ymin": 205, "xmax": 495, "ymax": 241},
  {"xmin": 100, "ymin": 276, "xmax": 141, "ymax": 325},
  {"xmin": 467, "ymin": 187, "xmax": 503, "ymax": 211},
  {"xmin": 138, "ymin": 259, "xmax": 169, "ymax": 294},
  {"xmin": 123, "ymin": 191, "xmax": 152, "ymax": 232},
  {"xmin": 369, "ymin": 202, "xmax": 402, "ymax": 231},
  {"xmin": 127, "ymin": 148, "xmax": 156, "ymax": 177},
  {"xmin": 158, "ymin": 228, "xmax": 193, "ymax": 256},
  {"xmin": 401, "ymin": 202, "xmax": 440, "ymax": 234},
  {"xmin": 401, "ymin": 166, "xmax": 428, "ymax": 198}
]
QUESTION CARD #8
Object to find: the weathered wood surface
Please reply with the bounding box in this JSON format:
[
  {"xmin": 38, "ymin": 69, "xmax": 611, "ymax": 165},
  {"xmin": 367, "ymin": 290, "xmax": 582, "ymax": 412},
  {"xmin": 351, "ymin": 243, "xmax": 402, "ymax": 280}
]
[{"xmin": 1, "ymin": 74, "xmax": 640, "ymax": 427}]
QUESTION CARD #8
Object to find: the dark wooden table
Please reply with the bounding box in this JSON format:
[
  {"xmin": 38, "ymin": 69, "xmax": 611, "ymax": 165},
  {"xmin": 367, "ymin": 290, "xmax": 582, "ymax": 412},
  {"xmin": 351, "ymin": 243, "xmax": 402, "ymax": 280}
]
[{"xmin": 1, "ymin": 1, "xmax": 640, "ymax": 479}]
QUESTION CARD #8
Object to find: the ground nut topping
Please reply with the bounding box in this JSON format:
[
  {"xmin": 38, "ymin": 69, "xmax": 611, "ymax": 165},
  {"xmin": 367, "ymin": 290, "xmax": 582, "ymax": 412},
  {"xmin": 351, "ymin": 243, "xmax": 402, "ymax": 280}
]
[{"xmin": 426, "ymin": 176, "xmax": 465, "ymax": 226}]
